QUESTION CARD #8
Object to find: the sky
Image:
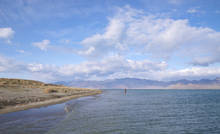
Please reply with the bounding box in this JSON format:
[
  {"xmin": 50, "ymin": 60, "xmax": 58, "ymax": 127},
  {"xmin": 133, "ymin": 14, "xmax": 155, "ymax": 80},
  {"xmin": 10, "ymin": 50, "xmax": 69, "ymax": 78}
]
[{"xmin": 0, "ymin": 0, "xmax": 220, "ymax": 82}]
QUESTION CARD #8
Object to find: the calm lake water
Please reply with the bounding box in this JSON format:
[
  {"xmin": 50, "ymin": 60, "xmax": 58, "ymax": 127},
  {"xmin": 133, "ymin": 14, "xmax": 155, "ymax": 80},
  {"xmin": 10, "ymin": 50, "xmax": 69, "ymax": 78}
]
[{"xmin": 1, "ymin": 89, "xmax": 220, "ymax": 134}]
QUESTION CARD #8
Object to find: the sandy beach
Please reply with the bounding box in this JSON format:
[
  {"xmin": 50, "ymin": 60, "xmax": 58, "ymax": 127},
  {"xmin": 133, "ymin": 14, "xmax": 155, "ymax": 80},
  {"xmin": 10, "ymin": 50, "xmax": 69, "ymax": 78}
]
[{"xmin": 0, "ymin": 78, "xmax": 102, "ymax": 114}]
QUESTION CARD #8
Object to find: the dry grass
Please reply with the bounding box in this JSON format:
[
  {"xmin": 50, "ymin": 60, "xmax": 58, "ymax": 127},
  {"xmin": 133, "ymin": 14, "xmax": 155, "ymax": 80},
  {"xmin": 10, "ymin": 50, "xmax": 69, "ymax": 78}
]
[
  {"xmin": 0, "ymin": 78, "xmax": 101, "ymax": 113},
  {"xmin": 0, "ymin": 78, "xmax": 44, "ymax": 86},
  {"xmin": 44, "ymin": 88, "xmax": 59, "ymax": 93},
  {"xmin": 42, "ymin": 86, "xmax": 93, "ymax": 94},
  {"xmin": 0, "ymin": 78, "xmax": 93, "ymax": 92}
]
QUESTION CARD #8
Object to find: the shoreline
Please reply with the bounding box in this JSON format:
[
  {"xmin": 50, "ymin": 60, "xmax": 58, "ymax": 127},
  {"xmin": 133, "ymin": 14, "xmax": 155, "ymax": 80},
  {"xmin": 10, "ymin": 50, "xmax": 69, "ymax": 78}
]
[{"xmin": 0, "ymin": 90, "xmax": 102, "ymax": 114}]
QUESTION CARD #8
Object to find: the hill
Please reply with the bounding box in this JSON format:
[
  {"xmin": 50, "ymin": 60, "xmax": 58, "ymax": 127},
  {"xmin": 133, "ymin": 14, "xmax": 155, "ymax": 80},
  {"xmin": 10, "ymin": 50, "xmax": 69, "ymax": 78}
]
[
  {"xmin": 0, "ymin": 78, "xmax": 101, "ymax": 114},
  {"xmin": 55, "ymin": 77, "xmax": 220, "ymax": 89}
]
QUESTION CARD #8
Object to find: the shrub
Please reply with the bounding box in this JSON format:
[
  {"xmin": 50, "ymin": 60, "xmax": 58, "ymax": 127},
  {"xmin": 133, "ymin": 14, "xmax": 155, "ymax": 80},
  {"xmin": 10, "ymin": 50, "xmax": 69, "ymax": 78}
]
[{"xmin": 44, "ymin": 88, "xmax": 58, "ymax": 93}]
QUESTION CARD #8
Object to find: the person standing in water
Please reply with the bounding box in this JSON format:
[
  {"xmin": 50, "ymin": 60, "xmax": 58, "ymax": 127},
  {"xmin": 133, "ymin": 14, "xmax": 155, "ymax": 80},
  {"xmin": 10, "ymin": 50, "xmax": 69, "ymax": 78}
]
[{"xmin": 124, "ymin": 88, "xmax": 127, "ymax": 95}]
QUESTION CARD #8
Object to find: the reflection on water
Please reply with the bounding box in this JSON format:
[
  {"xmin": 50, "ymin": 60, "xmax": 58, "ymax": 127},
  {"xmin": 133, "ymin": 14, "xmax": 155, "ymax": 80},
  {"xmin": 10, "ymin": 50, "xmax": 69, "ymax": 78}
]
[
  {"xmin": 64, "ymin": 104, "xmax": 72, "ymax": 113},
  {"xmin": 1, "ymin": 89, "xmax": 220, "ymax": 134}
]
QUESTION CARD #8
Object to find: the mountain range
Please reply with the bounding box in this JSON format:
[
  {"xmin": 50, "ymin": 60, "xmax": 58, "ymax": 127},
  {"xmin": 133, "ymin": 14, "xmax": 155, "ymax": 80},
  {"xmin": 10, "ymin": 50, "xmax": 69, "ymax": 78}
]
[{"xmin": 54, "ymin": 77, "xmax": 220, "ymax": 89}]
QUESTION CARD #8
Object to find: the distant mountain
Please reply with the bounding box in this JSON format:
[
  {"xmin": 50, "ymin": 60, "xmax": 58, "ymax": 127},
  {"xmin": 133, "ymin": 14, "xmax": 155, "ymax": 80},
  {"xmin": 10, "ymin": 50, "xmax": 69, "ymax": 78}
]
[{"xmin": 54, "ymin": 77, "xmax": 220, "ymax": 89}]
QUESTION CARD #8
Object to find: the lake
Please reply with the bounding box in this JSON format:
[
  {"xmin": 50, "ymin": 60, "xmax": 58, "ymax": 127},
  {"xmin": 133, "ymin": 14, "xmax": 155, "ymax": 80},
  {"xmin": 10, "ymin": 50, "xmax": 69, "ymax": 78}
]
[{"xmin": 1, "ymin": 89, "xmax": 220, "ymax": 134}]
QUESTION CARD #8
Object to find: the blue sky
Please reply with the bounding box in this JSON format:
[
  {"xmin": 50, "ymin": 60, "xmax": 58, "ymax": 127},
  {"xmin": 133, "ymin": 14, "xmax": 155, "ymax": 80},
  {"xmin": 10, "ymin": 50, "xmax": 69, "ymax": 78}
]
[{"xmin": 0, "ymin": 0, "xmax": 220, "ymax": 82}]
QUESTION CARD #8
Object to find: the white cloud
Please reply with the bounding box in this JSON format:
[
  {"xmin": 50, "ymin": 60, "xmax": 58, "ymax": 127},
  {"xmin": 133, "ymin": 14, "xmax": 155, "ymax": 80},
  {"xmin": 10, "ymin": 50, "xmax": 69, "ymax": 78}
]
[
  {"xmin": 0, "ymin": 55, "xmax": 27, "ymax": 73},
  {"xmin": 2, "ymin": 54, "xmax": 220, "ymax": 82},
  {"xmin": 79, "ymin": 6, "xmax": 220, "ymax": 65},
  {"xmin": 28, "ymin": 55, "xmax": 167, "ymax": 81},
  {"xmin": 191, "ymin": 57, "xmax": 220, "ymax": 66},
  {"xmin": 1, "ymin": 6, "xmax": 220, "ymax": 81},
  {"xmin": 16, "ymin": 50, "xmax": 25, "ymax": 54},
  {"xmin": 187, "ymin": 8, "xmax": 199, "ymax": 14},
  {"xmin": 78, "ymin": 46, "xmax": 95, "ymax": 56},
  {"xmin": 80, "ymin": 17, "xmax": 126, "ymax": 57},
  {"xmin": 0, "ymin": 54, "xmax": 167, "ymax": 81},
  {"xmin": 0, "ymin": 27, "xmax": 14, "ymax": 43},
  {"xmin": 32, "ymin": 39, "xmax": 50, "ymax": 51},
  {"xmin": 156, "ymin": 67, "xmax": 220, "ymax": 81}
]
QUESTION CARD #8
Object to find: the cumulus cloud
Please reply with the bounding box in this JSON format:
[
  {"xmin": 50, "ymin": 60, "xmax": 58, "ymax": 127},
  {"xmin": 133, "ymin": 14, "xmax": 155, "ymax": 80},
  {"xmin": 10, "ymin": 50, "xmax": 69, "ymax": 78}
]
[
  {"xmin": 27, "ymin": 55, "xmax": 167, "ymax": 81},
  {"xmin": 0, "ymin": 55, "xmax": 27, "ymax": 73},
  {"xmin": 0, "ymin": 27, "xmax": 14, "ymax": 43},
  {"xmin": 0, "ymin": 54, "xmax": 167, "ymax": 81},
  {"xmin": 156, "ymin": 67, "xmax": 220, "ymax": 81},
  {"xmin": 191, "ymin": 57, "xmax": 220, "ymax": 66},
  {"xmin": 1, "ymin": 6, "xmax": 220, "ymax": 81},
  {"xmin": 1, "ymin": 54, "xmax": 220, "ymax": 81},
  {"xmin": 80, "ymin": 17, "xmax": 127, "ymax": 57},
  {"xmin": 79, "ymin": 6, "xmax": 220, "ymax": 65},
  {"xmin": 32, "ymin": 40, "xmax": 50, "ymax": 51}
]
